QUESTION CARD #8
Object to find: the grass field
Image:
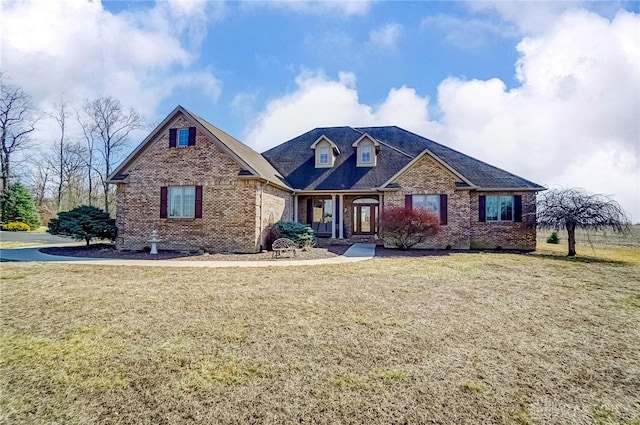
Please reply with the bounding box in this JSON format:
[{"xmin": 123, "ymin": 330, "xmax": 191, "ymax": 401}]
[
  {"xmin": 0, "ymin": 241, "xmax": 41, "ymax": 249},
  {"xmin": 1, "ymin": 237, "xmax": 639, "ymax": 424}
]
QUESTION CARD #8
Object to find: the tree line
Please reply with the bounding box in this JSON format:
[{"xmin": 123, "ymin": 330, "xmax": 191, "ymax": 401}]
[{"xmin": 0, "ymin": 72, "xmax": 142, "ymax": 224}]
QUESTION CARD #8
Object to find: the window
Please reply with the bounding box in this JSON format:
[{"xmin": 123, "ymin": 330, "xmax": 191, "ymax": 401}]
[
  {"xmin": 169, "ymin": 186, "xmax": 195, "ymax": 218},
  {"xmin": 413, "ymin": 194, "xmax": 440, "ymax": 215},
  {"xmin": 177, "ymin": 128, "xmax": 189, "ymax": 147},
  {"xmin": 319, "ymin": 146, "xmax": 329, "ymax": 164},
  {"xmin": 486, "ymin": 195, "xmax": 513, "ymax": 222},
  {"xmin": 170, "ymin": 127, "xmax": 195, "ymax": 148},
  {"xmin": 361, "ymin": 143, "xmax": 372, "ymax": 163},
  {"xmin": 313, "ymin": 198, "xmax": 333, "ymax": 223}
]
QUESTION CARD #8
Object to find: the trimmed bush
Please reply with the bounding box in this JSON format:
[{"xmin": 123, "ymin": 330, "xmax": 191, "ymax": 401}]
[
  {"xmin": 1, "ymin": 221, "xmax": 30, "ymax": 232},
  {"xmin": 272, "ymin": 221, "xmax": 315, "ymax": 249},
  {"xmin": 546, "ymin": 231, "xmax": 560, "ymax": 244},
  {"xmin": 48, "ymin": 205, "xmax": 117, "ymax": 246},
  {"xmin": 381, "ymin": 206, "xmax": 440, "ymax": 250}
]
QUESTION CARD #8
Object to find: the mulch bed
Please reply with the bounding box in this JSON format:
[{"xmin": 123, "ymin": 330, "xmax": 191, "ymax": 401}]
[{"xmin": 40, "ymin": 244, "xmax": 350, "ymax": 261}]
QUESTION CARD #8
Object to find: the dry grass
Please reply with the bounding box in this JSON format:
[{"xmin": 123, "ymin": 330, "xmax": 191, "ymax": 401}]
[
  {"xmin": 1, "ymin": 248, "xmax": 639, "ymax": 424},
  {"xmin": 539, "ymin": 225, "xmax": 640, "ymax": 249},
  {"xmin": 0, "ymin": 241, "xmax": 41, "ymax": 249}
]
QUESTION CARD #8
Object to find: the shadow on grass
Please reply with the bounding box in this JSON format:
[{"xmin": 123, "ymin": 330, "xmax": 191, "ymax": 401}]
[
  {"xmin": 531, "ymin": 252, "xmax": 631, "ymax": 266},
  {"xmin": 374, "ymin": 246, "xmax": 542, "ymax": 258},
  {"xmin": 375, "ymin": 247, "xmax": 453, "ymax": 258}
]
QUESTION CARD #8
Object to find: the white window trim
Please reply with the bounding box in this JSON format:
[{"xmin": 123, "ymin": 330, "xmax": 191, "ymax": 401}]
[
  {"xmin": 486, "ymin": 195, "xmax": 514, "ymax": 222},
  {"xmin": 353, "ymin": 134, "xmax": 378, "ymax": 167},
  {"xmin": 314, "ymin": 141, "xmax": 334, "ymax": 168},
  {"xmin": 168, "ymin": 186, "xmax": 196, "ymax": 218}
]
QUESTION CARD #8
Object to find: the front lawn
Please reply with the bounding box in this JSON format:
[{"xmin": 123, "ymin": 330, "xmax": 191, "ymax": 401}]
[{"xmin": 1, "ymin": 251, "xmax": 639, "ymax": 424}]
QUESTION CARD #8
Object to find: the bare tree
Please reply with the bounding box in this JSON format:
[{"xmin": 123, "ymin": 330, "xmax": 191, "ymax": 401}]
[
  {"xmin": 26, "ymin": 154, "xmax": 55, "ymax": 224},
  {"xmin": 536, "ymin": 188, "xmax": 631, "ymax": 256},
  {"xmin": 27, "ymin": 155, "xmax": 52, "ymax": 208},
  {"xmin": 81, "ymin": 97, "xmax": 142, "ymax": 213},
  {"xmin": 77, "ymin": 110, "xmax": 96, "ymax": 207},
  {"xmin": 0, "ymin": 73, "xmax": 38, "ymax": 194},
  {"xmin": 46, "ymin": 98, "xmax": 70, "ymax": 210}
]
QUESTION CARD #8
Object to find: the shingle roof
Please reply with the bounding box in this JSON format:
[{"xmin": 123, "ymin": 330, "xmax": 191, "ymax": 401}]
[
  {"xmin": 184, "ymin": 109, "xmax": 291, "ymax": 189},
  {"xmin": 262, "ymin": 126, "xmax": 544, "ymax": 191},
  {"xmin": 107, "ymin": 106, "xmax": 291, "ymax": 190}
]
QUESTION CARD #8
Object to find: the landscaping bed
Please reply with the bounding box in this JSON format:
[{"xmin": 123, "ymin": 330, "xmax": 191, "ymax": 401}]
[{"xmin": 40, "ymin": 244, "xmax": 349, "ymax": 261}]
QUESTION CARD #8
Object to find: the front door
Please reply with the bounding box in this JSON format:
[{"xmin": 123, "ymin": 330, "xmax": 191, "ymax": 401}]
[{"xmin": 353, "ymin": 204, "xmax": 378, "ymax": 235}]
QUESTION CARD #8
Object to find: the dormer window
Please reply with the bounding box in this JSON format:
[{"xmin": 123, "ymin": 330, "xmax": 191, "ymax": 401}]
[
  {"xmin": 361, "ymin": 143, "xmax": 372, "ymax": 164},
  {"xmin": 319, "ymin": 146, "xmax": 330, "ymax": 165},
  {"xmin": 352, "ymin": 134, "xmax": 379, "ymax": 167},
  {"xmin": 311, "ymin": 135, "xmax": 340, "ymax": 168}
]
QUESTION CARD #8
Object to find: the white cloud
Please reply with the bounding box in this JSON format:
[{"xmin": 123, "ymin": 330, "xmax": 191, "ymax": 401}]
[
  {"xmin": 245, "ymin": 9, "xmax": 640, "ymax": 221},
  {"xmin": 0, "ymin": 0, "xmax": 220, "ymax": 117},
  {"xmin": 368, "ymin": 23, "xmax": 402, "ymax": 49},
  {"xmin": 244, "ymin": 70, "xmax": 441, "ymax": 151}
]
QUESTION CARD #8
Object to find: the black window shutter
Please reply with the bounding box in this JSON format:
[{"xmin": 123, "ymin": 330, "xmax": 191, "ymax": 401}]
[
  {"xmin": 195, "ymin": 186, "xmax": 203, "ymax": 218},
  {"xmin": 440, "ymin": 194, "xmax": 448, "ymax": 225},
  {"xmin": 169, "ymin": 129, "xmax": 177, "ymax": 147},
  {"xmin": 405, "ymin": 194, "xmax": 413, "ymax": 210},
  {"xmin": 188, "ymin": 127, "xmax": 196, "ymax": 146},
  {"xmin": 514, "ymin": 195, "xmax": 522, "ymax": 222},
  {"xmin": 479, "ymin": 195, "xmax": 486, "ymax": 222},
  {"xmin": 306, "ymin": 199, "xmax": 313, "ymax": 224},
  {"xmin": 160, "ymin": 187, "xmax": 168, "ymax": 218}
]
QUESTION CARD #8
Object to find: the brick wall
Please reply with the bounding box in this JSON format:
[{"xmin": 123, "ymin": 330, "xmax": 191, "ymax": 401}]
[
  {"xmin": 385, "ymin": 154, "xmax": 472, "ymax": 249},
  {"xmin": 114, "ymin": 113, "xmax": 282, "ymax": 253},
  {"xmin": 469, "ymin": 191, "xmax": 537, "ymax": 250},
  {"xmin": 257, "ymin": 183, "xmax": 293, "ymax": 248}
]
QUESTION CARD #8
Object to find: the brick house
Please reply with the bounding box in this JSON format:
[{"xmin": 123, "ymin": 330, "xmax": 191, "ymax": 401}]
[{"xmin": 107, "ymin": 106, "xmax": 545, "ymax": 252}]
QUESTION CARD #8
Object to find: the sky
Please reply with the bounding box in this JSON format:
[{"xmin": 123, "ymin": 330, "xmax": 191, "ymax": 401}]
[{"xmin": 1, "ymin": 0, "xmax": 639, "ymax": 221}]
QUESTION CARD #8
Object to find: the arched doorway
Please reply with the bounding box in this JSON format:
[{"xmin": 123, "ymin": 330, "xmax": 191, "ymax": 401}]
[{"xmin": 352, "ymin": 197, "xmax": 379, "ymax": 235}]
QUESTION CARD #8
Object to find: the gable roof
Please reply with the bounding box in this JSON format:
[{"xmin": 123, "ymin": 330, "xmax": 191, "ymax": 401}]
[
  {"xmin": 107, "ymin": 106, "xmax": 291, "ymax": 190},
  {"xmin": 262, "ymin": 126, "xmax": 545, "ymax": 191}
]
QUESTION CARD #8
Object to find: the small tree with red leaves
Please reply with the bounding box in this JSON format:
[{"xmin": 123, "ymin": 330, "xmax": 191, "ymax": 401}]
[{"xmin": 381, "ymin": 206, "xmax": 440, "ymax": 250}]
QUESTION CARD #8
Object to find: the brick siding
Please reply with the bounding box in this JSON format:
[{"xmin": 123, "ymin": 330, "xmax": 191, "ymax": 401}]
[
  {"xmin": 114, "ymin": 113, "xmax": 290, "ymax": 253},
  {"xmin": 115, "ymin": 113, "xmax": 537, "ymax": 252},
  {"xmin": 469, "ymin": 191, "xmax": 537, "ymax": 250},
  {"xmin": 385, "ymin": 154, "xmax": 472, "ymax": 249}
]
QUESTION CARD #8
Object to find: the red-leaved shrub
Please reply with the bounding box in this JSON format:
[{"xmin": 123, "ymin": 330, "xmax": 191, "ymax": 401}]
[{"xmin": 381, "ymin": 206, "xmax": 440, "ymax": 250}]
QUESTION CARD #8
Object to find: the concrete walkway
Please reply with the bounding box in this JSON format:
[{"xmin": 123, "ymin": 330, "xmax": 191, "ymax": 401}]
[{"xmin": 0, "ymin": 243, "xmax": 376, "ymax": 268}]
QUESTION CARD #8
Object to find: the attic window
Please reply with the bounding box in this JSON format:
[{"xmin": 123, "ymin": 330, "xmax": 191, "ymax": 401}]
[
  {"xmin": 352, "ymin": 134, "xmax": 379, "ymax": 167},
  {"xmin": 311, "ymin": 135, "xmax": 339, "ymax": 168},
  {"xmin": 319, "ymin": 146, "xmax": 329, "ymax": 164},
  {"xmin": 361, "ymin": 143, "xmax": 372, "ymax": 163},
  {"xmin": 169, "ymin": 127, "xmax": 196, "ymax": 148},
  {"xmin": 177, "ymin": 128, "xmax": 189, "ymax": 147}
]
